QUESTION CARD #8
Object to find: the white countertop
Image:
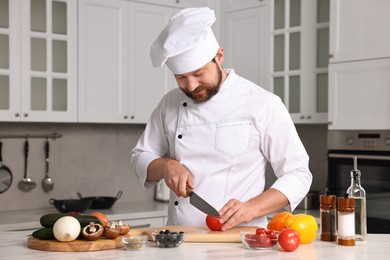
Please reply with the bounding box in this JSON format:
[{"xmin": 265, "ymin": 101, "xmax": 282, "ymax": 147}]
[
  {"xmin": 0, "ymin": 201, "xmax": 169, "ymax": 231},
  {"xmin": 1, "ymin": 230, "xmax": 388, "ymax": 259}
]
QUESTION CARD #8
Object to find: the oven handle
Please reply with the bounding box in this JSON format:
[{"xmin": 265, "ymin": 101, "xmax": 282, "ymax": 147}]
[{"xmin": 328, "ymin": 153, "xmax": 390, "ymax": 161}]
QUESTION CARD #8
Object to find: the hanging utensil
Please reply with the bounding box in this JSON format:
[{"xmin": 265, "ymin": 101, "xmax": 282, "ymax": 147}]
[
  {"xmin": 18, "ymin": 139, "xmax": 36, "ymax": 192},
  {"xmin": 0, "ymin": 141, "xmax": 13, "ymax": 194},
  {"xmin": 42, "ymin": 140, "xmax": 54, "ymax": 192}
]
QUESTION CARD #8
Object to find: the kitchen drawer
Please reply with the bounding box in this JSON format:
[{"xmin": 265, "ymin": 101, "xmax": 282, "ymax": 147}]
[{"xmin": 121, "ymin": 217, "xmax": 166, "ymax": 229}]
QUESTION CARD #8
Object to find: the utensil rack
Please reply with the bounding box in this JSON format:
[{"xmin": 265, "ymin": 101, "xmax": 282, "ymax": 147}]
[{"xmin": 0, "ymin": 132, "xmax": 62, "ymax": 140}]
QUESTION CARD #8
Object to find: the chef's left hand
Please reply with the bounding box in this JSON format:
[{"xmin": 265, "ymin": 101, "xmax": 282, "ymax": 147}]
[{"xmin": 218, "ymin": 199, "xmax": 257, "ymax": 231}]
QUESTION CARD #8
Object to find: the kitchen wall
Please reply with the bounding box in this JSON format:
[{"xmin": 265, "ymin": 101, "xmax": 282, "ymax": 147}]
[{"xmin": 0, "ymin": 123, "xmax": 327, "ymax": 213}]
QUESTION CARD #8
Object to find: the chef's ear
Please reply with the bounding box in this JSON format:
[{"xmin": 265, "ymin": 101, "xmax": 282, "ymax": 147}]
[{"xmin": 214, "ymin": 48, "xmax": 224, "ymax": 65}]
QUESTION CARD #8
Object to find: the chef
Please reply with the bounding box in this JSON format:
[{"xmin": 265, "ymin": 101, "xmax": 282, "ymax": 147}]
[{"xmin": 130, "ymin": 7, "xmax": 312, "ymax": 231}]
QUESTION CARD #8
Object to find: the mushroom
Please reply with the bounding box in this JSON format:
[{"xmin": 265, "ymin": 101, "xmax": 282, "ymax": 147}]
[
  {"xmin": 82, "ymin": 222, "xmax": 104, "ymax": 241},
  {"xmin": 114, "ymin": 220, "xmax": 131, "ymax": 235},
  {"xmin": 103, "ymin": 222, "xmax": 120, "ymax": 239}
]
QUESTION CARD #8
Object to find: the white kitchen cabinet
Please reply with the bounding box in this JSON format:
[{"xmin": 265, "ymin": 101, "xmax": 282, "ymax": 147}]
[
  {"xmin": 223, "ymin": 0, "xmax": 266, "ymax": 12},
  {"xmin": 221, "ymin": 0, "xmax": 270, "ymax": 89},
  {"xmin": 328, "ymin": 58, "xmax": 390, "ymax": 130},
  {"xmin": 328, "ymin": 0, "xmax": 390, "ymax": 130},
  {"xmin": 270, "ymin": 0, "xmax": 329, "ymax": 124},
  {"xmin": 120, "ymin": 216, "xmax": 166, "ymax": 229},
  {"xmin": 79, "ymin": 0, "xmax": 217, "ymax": 124},
  {"xmin": 0, "ymin": 0, "xmax": 77, "ymax": 122},
  {"xmin": 78, "ymin": 0, "xmax": 175, "ymax": 123},
  {"xmin": 329, "ymin": 0, "xmax": 390, "ymax": 63}
]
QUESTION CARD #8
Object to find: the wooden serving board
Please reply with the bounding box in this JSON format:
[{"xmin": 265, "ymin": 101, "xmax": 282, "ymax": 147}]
[
  {"xmin": 27, "ymin": 236, "xmax": 123, "ymax": 252},
  {"xmin": 130, "ymin": 225, "xmax": 257, "ymax": 243}
]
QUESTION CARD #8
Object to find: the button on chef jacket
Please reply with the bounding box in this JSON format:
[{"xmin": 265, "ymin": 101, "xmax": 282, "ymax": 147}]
[{"xmin": 131, "ymin": 69, "xmax": 312, "ymax": 228}]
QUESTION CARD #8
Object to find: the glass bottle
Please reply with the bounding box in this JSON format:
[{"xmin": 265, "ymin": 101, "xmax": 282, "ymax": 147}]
[
  {"xmin": 346, "ymin": 156, "xmax": 367, "ymax": 240},
  {"xmin": 320, "ymin": 191, "xmax": 337, "ymax": 241},
  {"xmin": 337, "ymin": 194, "xmax": 355, "ymax": 246}
]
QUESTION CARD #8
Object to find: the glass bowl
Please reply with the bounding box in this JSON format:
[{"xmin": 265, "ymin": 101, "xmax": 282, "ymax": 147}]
[
  {"xmin": 240, "ymin": 231, "xmax": 279, "ymax": 250},
  {"xmin": 152, "ymin": 230, "xmax": 186, "ymax": 248},
  {"xmin": 121, "ymin": 235, "xmax": 148, "ymax": 250}
]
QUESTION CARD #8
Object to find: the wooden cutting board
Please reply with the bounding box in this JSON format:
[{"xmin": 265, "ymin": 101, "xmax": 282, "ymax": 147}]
[
  {"xmin": 27, "ymin": 236, "xmax": 123, "ymax": 252},
  {"xmin": 130, "ymin": 225, "xmax": 257, "ymax": 243}
]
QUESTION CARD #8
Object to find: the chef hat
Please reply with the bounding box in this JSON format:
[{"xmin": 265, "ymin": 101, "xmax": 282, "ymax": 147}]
[{"xmin": 150, "ymin": 7, "xmax": 220, "ymax": 75}]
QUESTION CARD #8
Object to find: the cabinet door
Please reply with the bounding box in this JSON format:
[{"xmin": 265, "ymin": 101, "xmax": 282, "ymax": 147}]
[
  {"xmin": 224, "ymin": 0, "xmax": 266, "ymax": 12},
  {"xmin": 20, "ymin": 0, "xmax": 77, "ymax": 122},
  {"xmin": 78, "ymin": 0, "xmax": 128, "ymax": 123},
  {"xmin": 328, "ymin": 58, "xmax": 390, "ymax": 130},
  {"xmin": 223, "ymin": 3, "xmax": 269, "ymax": 89},
  {"xmin": 127, "ymin": 2, "xmax": 175, "ymax": 123},
  {"xmin": 0, "ymin": 0, "xmax": 21, "ymax": 121},
  {"xmin": 329, "ymin": 0, "xmax": 390, "ymax": 63}
]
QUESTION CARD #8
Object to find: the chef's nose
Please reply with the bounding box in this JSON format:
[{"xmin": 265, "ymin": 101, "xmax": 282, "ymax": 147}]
[{"xmin": 185, "ymin": 77, "xmax": 199, "ymax": 92}]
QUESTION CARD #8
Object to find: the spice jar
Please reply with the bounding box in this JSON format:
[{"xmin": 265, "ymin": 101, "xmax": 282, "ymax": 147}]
[
  {"xmin": 320, "ymin": 191, "xmax": 337, "ymax": 241},
  {"xmin": 337, "ymin": 194, "xmax": 355, "ymax": 246}
]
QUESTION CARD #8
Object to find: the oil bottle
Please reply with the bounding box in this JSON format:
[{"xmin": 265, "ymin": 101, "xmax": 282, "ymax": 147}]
[{"xmin": 346, "ymin": 156, "xmax": 367, "ymax": 240}]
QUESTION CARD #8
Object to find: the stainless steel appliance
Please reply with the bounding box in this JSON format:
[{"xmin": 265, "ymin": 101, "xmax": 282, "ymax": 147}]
[{"xmin": 327, "ymin": 130, "xmax": 390, "ymax": 234}]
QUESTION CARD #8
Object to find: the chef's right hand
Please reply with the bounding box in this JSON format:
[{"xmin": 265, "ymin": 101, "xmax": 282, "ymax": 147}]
[{"xmin": 163, "ymin": 159, "xmax": 194, "ymax": 198}]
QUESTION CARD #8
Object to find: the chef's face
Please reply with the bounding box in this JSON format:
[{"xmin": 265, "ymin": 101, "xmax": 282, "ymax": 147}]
[{"xmin": 175, "ymin": 51, "xmax": 225, "ymax": 103}]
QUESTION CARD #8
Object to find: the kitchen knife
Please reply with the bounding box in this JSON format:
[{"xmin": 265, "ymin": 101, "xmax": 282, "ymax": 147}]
[{"xmin": 186, "ymin": 187, "xmax": 220, "ymax": 217}]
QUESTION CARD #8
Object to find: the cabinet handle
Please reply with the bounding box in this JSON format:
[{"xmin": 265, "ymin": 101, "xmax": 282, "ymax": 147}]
[
  {"xmin": 300, "ymin": 115, "xmax": 305, "ymax": 119},
  {"xmin": 130, "ymin": 116, "xmax": 135, "ymax": 119},
  {"xmin": 15, "ymin": 113, "xmax": 20, "ymax": 117},
  {"xmin": 176, "ymin": 0, "xmax": 180, "ymax": 3},
  {"xmin": 306, "ymin": 115, "xmax": 311, "ymax": 119},
  {"xmin": 329, "ymin": 53, "xmax": 334, "ymax": 58},
  {"xmin": 124, "ymin": 115, "xmax": 128, "ymax": 119},
  {"xmin": 24, "ymin": 113, "xmax": 28, "ymax": 117}
]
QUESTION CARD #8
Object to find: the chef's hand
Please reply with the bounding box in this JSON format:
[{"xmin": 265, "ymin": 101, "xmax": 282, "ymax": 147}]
[
  {"xmin": 163, "ymin": 159, "xmax": 194, "ymax": 198},
  {"xmin": 218, "ymin": 199, "xmax": 257, "ymax": 231}
]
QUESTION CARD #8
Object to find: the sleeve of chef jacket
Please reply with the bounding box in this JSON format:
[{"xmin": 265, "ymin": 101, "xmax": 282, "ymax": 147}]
[
  {"xmin": 130, "ymin": 98, "xmax": 169, "ymax": 190},
  {"xmin": 261, "ymin": 96, "xmax": 312, "ymax": 211}
]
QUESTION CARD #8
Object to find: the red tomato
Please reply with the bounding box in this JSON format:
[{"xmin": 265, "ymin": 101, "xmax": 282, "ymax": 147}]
[
  {"xmin": 255, "ymin": 227, "xmax": 267, "ymax": 235},
  {"xmin": 278, "ymin": 228, "xmax": 300, "ymax": 252},
  {"xmin": 255, "ymin": 234, "xmax": 272, "ymax": 248},
  {"xmin": 90, "ymin": 212, "xmax": 109, "ymax": 227},
  {"xmin": 205, "ymin": 215, "xmax": 223, "ymax": 231}
]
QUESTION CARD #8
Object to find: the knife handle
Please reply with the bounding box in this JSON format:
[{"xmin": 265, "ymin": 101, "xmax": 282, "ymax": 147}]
[{"xmin": 186, "ymin": 187, "xmax": 194, "ymax": 196}]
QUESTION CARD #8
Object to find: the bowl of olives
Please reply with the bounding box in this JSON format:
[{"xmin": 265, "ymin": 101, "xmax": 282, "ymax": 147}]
[{"xmin": 152, "ymin": 229, "xmax": 186, "ymax": 248}]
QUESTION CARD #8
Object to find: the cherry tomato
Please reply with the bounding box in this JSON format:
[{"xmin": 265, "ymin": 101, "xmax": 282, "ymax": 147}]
[
  {"xmin": 256, "ymin": 227, "xmax": 267, "ymax": 235},
  {"xmin": 255, "ymin": 234, "xmax": 272, "ymax": 248},
  {"xmin": 206, "ymin": 215, "xmax": 223, "ymax": 231},
  {"xmin": 278, "ymin": 228, "xmax": 300, "ymax": 252},
  {"xmin": 90, "ymin": 212, "xmax": 109, "ymax": 227}
]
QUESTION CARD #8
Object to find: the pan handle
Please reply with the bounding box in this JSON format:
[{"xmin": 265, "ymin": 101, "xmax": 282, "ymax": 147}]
[
  {"xmin": 116, "ymin": 191, "xmax": 123, "ymax": 199},
  {"xmin": 0, "ymin": 141, "xmax": 3, "ymax": 162},
  {"xmin": 49, "ymin": 198, "xmax": 56, "ymax": 205},
  {"xmin": 77, "ymin": 192, "xmax": 83, "ymax": 199}
]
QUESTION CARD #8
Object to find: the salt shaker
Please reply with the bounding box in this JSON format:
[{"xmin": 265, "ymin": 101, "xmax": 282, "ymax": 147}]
[
  {"xmin": 337, "ymin": 194, "xmax": 355, "ymax": 246},
  {"xmin": 320, "ymin": 191, "xmax": 337, "ymax": 241}
]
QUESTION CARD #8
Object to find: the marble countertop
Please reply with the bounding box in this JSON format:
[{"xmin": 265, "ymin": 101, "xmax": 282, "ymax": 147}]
[
  {"xmin": 0, "ymin": 201, "xmax": 169, "ymax": 231},
  {"xmin": 1, "ymin": 230, "xmax": 388, "ymax": 259}
]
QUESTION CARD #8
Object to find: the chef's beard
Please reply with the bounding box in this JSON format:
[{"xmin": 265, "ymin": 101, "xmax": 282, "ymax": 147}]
[{"xmin": 180, "ymin": 62, "xmax": 223, "ymax": 103}]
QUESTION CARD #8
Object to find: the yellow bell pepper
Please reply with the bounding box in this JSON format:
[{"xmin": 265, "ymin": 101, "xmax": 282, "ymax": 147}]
[{"xmin": 285, "ymin": 214, "xmax": 318, "ymax": 244}]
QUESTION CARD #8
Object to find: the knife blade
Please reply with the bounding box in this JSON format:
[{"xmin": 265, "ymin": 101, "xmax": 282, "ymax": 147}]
[{"xmin": 186, "ymin": 187, "xmax": 220, "ymax": 217}]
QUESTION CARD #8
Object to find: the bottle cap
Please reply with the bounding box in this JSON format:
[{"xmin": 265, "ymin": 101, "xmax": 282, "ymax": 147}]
[
  {"xmin": 320, "ymin": 194, "xmax": 337, "ymax": 205},
  {"xmin": 338, "ymin": 194, "xmax": 355, "ymax": 211}
]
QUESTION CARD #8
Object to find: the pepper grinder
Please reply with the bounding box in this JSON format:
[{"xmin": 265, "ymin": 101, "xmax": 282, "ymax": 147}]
[{"xmin": 320, "ymin": 191, "xmax": 337, "ymax": 241}]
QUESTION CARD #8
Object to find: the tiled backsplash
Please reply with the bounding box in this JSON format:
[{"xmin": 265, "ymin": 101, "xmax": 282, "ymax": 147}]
[{"xmin": 0, "ymin": 122, "xmax": 327, "ymax": 212}]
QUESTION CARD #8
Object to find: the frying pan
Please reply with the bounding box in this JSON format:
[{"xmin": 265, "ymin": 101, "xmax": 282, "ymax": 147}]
[
  {"xmin": 77, "ymin": 190, "xmax": 122, "ymax": 209},
  {"xmin": 0, "ymin": 141, "xmax": 13, "ymax": 194},
  {"xmin": 49, "ymin": 198, "xmax": 93, "ymax": 213}
]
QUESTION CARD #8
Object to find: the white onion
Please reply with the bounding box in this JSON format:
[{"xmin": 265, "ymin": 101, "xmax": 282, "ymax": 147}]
[{"xmin": 53, "ymin": 216, "xmax": 81, "ymax": 242}]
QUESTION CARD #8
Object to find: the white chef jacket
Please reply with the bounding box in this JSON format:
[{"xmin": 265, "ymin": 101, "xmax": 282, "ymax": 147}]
[{"xmin": 131, "ymin": 69, "xmax": 312, "ymax": 228}]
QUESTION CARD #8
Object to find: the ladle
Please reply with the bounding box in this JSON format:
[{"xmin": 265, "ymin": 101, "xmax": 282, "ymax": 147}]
[
  {"xmin": 42, "ymin": 140, "xmax": 54, "ymax": 192},
  {"xmin": 18, "ymin": 139, "xmax": 36, "ymax": 192}
]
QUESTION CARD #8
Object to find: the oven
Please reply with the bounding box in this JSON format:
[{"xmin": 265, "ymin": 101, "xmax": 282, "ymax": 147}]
[{"xmin": 327, "ymin": 130, "xmax": 390, "ymax": 234}]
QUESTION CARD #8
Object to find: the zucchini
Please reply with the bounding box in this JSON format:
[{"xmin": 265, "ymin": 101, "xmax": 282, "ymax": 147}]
[
  {"xmin": 32, "ymin": 227, "xmax": 55, "ymax": 240},
  {"xmin": 40, "ymin": 213, "xmax": 103, "ymax": 228}
]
